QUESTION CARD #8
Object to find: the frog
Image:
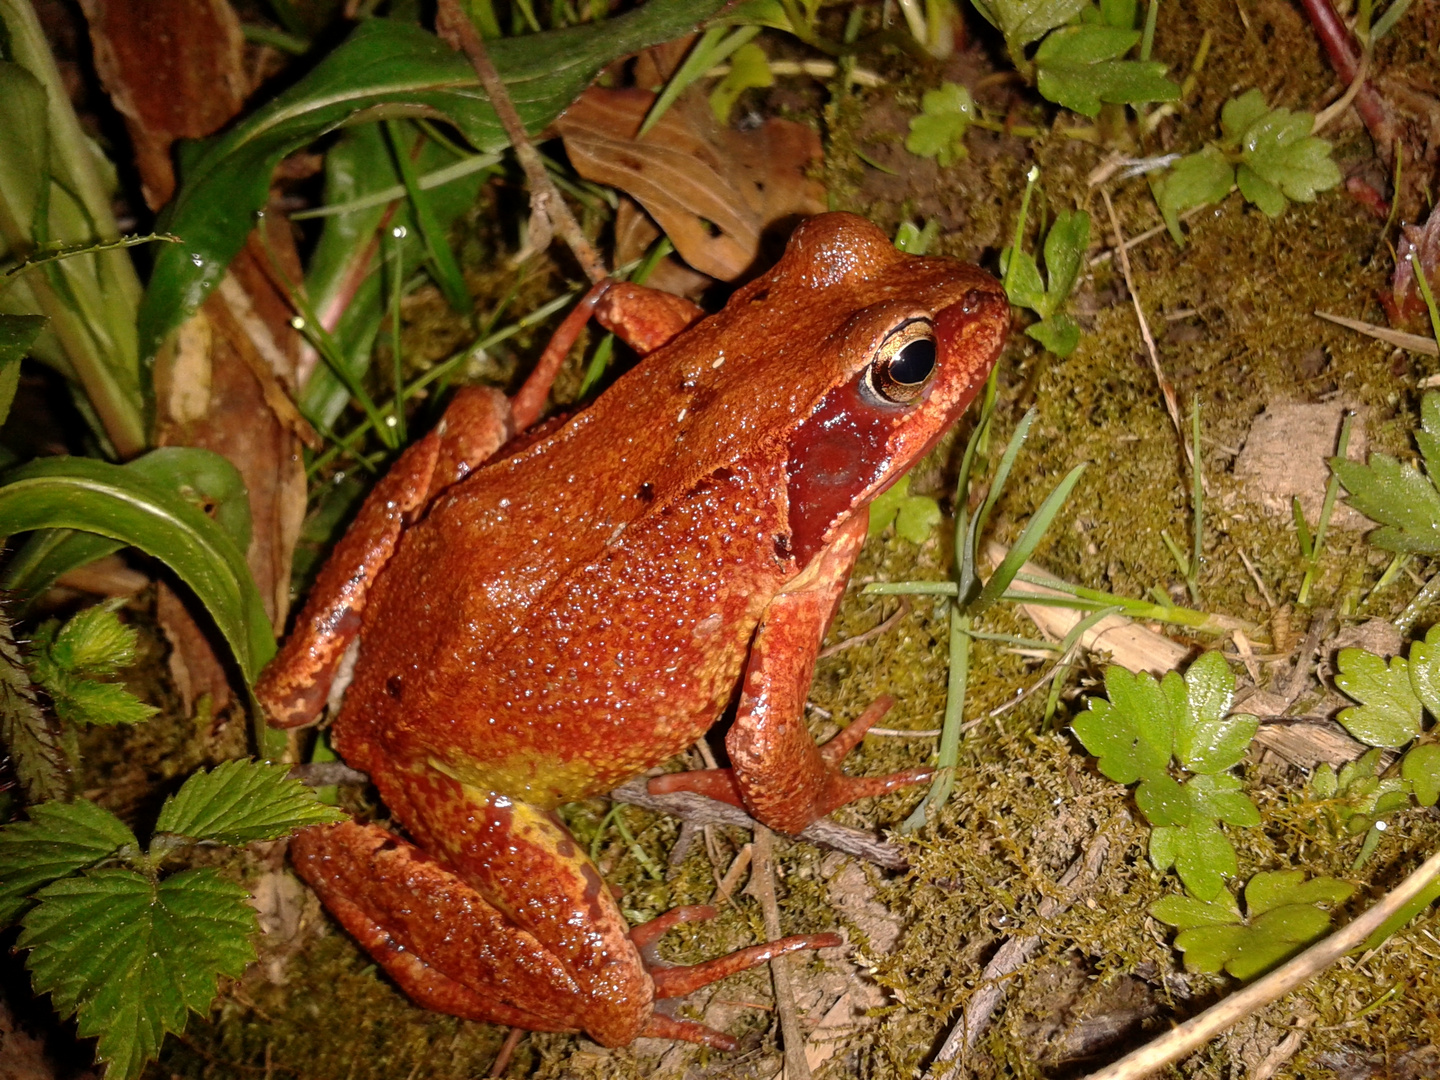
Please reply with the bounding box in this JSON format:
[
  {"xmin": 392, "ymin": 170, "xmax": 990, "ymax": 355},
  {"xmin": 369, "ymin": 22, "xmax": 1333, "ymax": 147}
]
[{"xmin": 256, "ymin": 212, "xmax": 1010, "ymax": 1050}]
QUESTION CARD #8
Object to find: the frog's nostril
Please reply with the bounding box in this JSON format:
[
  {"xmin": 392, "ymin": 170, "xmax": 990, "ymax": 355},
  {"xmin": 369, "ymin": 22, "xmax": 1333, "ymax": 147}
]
[{"xmin": 960, "ymin": 288, "xmax": 994, "ymax": 315}]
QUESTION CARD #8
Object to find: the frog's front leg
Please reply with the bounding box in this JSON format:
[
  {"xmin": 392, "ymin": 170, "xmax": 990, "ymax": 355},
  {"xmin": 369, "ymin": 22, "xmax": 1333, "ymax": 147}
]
[
  {"xmin": 292, "ymin": 768, "xmax": 838, "ymax": 1048},
  {"xmin": 649, "ymin": 513, "xmax": 933, "ymax": 834}
]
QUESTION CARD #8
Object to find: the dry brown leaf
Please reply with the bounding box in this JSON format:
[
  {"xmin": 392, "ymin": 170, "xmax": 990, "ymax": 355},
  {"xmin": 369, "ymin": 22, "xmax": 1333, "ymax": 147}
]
[
  {"xmin": 78, "ymin": 0, "xmax": 248, "ymax": 210},
  {"xmin": 553, "ymin": 87, "xmax": 825, "ymax": 280}
]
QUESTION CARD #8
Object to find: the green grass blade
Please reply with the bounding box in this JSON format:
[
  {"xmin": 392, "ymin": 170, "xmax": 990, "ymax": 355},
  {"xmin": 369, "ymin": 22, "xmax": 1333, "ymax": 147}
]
[{"xmin": 972, "ymin": 463, "xmax": 1087, "ymax": 616}]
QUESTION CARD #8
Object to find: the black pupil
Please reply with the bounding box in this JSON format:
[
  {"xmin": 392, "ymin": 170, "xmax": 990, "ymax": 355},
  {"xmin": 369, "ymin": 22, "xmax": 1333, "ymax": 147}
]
[{"xmin": 890, "ymin": 337, "xmax": 936, "ymax": 385}]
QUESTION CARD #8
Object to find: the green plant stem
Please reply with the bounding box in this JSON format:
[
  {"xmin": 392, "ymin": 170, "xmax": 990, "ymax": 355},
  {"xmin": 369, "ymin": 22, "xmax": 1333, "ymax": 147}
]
[
  {"xmin": 1299, "ymin": 412, "xmax": 1353, "ymax": 605},
  {"xmin": 900, "ymin": 604, "xmax": 968, "ymax": 834},
  {"xmin": 1409, "ymin": 251, "xmax": 1440, "ymax": 345},
  {"xmin": 1396, "ymin": 570, "xmax": 1440, "ymax": 637}
]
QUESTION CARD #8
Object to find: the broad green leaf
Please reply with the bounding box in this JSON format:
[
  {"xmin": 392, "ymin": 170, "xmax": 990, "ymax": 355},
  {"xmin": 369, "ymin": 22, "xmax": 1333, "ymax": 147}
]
[
  {"xmin": 1311, "ymin": 762, "xmax": 1338, "ymax": 798},
  {"xmin": 1332, "ymin": 454, "xmax": 1440, "ymax": 553},
  {"xmin": 1244, "ymin": 870, "xmax": 1354, "ymax": 916},
  {"xmin": 0, "ymin": 313, "xmax": 46, "ymax": 426},
  {"xmin": 1174, "ymin": 651, "xmax": 1258, "ymax": 773},
  {"xmin": 1335, "ymin": 649, "xmax": 1424, "ymax": 748},
  {"xmin": 1041, "ymin": 210, "xmax": 1089, "ymax": 311},
  {"xmin": 1235, "ymin": 164, "xmax": 1286, "ymax": 217},
  {"xmin": 1172, "ymin": 820, "xmax": 1236, "ymax": 900},
  {"xmin": 1003, "ymin": 249, "xmax": 1047, "ymax": 313},
  {"xmin": 1035, "ymin": 26, "xmax": 1178, "ymax": 118},
  {"xmin": 1149, "ymin": 824, "xmax": 1179, "ymax": 873},
  {"xmin": 1240, "ymin": 107, "xmax": 1340, "ymax": 205},
  {"xmin": 139, "ymin": 5, "xmax": 727, "ymax": 363},
  {"xmin": 1407, "ymin": 624, "xmax": 1440, "ymax": 719},
  {"xmin": 1025, "ymin": 313, "xmax": 1080, "ymax": 356},
  {"xmin": 990, "ymin": 0, "xmax": 1090, "ymax": 47},
  {"xmin": 1402, "ymin": 744, "xmax": 1440, "ymax": 807},
  {"xmin": 0, "ymin": 455, "xmax": 273, "ymax": 685},
  {"xmin": 1415, "ymin": 392, "xmax": 1440, "ymax": 485},
  {"xmin": 895, "ymin": 494, "xmax": 942, "ymax": 543},
  {"xmin": 1171, "ymin": 922, "xmax": 1247, "ymax": 973},
  {"xmin": 709, "ymin": 42, "xmax": 772, "ymax": 124},
  {"xmin": 1223, "ymin": 904, "xmax": 1333, "ymax": 979},
  {"xmin": 1073, "ymin": 665, "xmax": 1174, "ymax": 783},
  {"xmin": 1187, "ymin": 773, "xmax": 1261, "ymax": 828},
  {"xmin": 1155, "ymin": 147, "xmax": 1233, "ymax": 243},
  {"xmin": 0, "ymin": 800, "xmax": 137, "ymax": 925},
  {"xmin": 154, "ymin": 760, "xmax": 345, "ymax": 846},
  {"xmin": 1136, "ymin": 773, "xmax": 1192, "ymax": 827},
  {"xmin": 0, "ymin": 608, "xmax": 70, "ymax": 805},
  {"xmin": 20, "ymin": 867, "xmax": 256, "ymax": 1080},
  {"xmin": 1219, "ymin": 89, "xmax": 1269, "ymax": 142},
  {"xmin": 2, "ymin": 447, "xmax": 254, "ymax": 605},
  {"xmin": 1150, "ymin": 890, "xmax": 1241, "ymax": 930},
  {"xmin": 905, "ymin": 82, "xmax": 974, "ymax": 167}
]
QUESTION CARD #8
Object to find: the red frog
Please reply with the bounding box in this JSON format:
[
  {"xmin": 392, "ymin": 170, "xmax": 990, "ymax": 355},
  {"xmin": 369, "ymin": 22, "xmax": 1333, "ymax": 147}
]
[{"xmin": 257, "ymin": 212, "xmax": 1009, "ymax": 1049}]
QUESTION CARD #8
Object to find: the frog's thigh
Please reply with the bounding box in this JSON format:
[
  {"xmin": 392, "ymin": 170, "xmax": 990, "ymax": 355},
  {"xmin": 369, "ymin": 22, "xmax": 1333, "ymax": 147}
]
[
  {"xmin": 393, "ymin": 768, "xmax": 654, "ymax": 1046},
  {"xmin": 257, "ymin": 386, "xmax": 511, "ymax": 729},
  {"xmin": 292, "ymin": 820, "xmax": 585, "ymax": 1033}
]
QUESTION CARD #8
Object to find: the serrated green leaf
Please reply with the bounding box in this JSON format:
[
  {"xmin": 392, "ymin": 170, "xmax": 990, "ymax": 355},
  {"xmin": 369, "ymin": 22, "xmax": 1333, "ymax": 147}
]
[
  {"xmin": 20, "ymin": 867, "xmax": 256, "ymax": 1080},
  {"xmin": 1417, "ymin": 392, "xmax": 1440, "ymax": 483},
  {"xmin": 1224, "ymin": 903, "xmax": 1334, "ymax": 979},
  {"xmin": 1219, "ymin": 89, "xmax": 1269, "ymax": 142},
  {"xmin": 1034, "ymin": 26, "xmax": 1178, "ymax": 117},
  {"xmin": 48, "ymin": 602, "xmax": 137, "ymax": 675},
  {"xmin": 1408, "ymin": 625, "xmax": 1440, "ymax": 720},
  {"xmin": 1172, "ymin": 820, "xmax": 1237, "ymax": 900},
  {"xmin": 0, "ymin": 800, "xmax": 137, "ymax": 926},
  {"xmin": 1150, "ymin": 889, "xmax": 1241, "ymax": 930},
  {"xmin": 1173, "ymin": 652, "xmax": 1258, "ymax": 773},
  {"xmin": 154, "ymin": 760, "xmax": 345, "ymax": 846},
  {"xmin": 1136, "ymin": 773, "xmax": 1192, "ymax": 827},
  {"xmin": 47, "ymin": 675, "xmax": 158, "ymax": 728},
  {"xmin": 1155, "ymin": 147, "xmax": 1233, "ymax": 243},
  {"xmin": 991, "ymin": 0, "xmax": 1090, "ymax": 47},
  {"xmin": 1332, "ymin": 454, "xmax": 1440, "ymax": 554},
  {"xmin": 1025, "ymin": 313, "xmax": 1081, "ymax": 356},
  {"xmin": 1187, "ymin": 773, "xmax": 1261, "ymax": 827},
  {"xmin": 1241, "ymin": 108, "xmax": 1340, "ymax": 204},
  {"xmin": 1236, "ymin": 164, "xmax": 1286, "ymax": 217},
  {"xmin": 905, "ymin": 82, "xmax": 973, "ymax": 167},
  {"xmin": 1335, "ymin": 649, "xmax": 1424, "ymax": 748},
  {"xmin": 1402, "ymin": 744, "xmax": 1440, "ymax": 807},
  {"xmin": 0, "ymin": 609, "xmax": 71, "ymax": 805}
]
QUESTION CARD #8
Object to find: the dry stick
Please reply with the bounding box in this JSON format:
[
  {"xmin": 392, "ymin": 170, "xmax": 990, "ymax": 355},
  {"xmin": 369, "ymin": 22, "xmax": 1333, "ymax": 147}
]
[
  {"xmin": 928, "ymin": 831, "xmax": 1114, "ymax": 1078},
  {"xmin": 435, "ymin": 0, "xmax": 608, "ymax": 284},
  {"xmin": 751, "ymin": 825, "xmax": 812, "ymax": 1080},
  {"xmin": 1079, "ymin": 845, "xmax": 1440, "ymax": 1080},
  {"xmin": 1099, "ymin": 187, "xmax": 1187, "ymax": 461}
]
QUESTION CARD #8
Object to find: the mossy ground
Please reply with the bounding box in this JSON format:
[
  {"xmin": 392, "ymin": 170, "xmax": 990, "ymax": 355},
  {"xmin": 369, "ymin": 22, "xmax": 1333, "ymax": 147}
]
[{"xmin": 85, "ymin": 0, "xmax": 1440, "ymax": 1076}]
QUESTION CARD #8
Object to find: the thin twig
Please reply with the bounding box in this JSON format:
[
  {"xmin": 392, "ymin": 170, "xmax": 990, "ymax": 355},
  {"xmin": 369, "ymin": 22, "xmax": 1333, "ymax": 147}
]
[
  {"xmin": 818, "ymin": 599, "xmax": 910, "ymax": 659},
  {"xmin": 751, "ymin": 825, "xmax": 811, "ymax": 1080},
  {"xmin": 1079, "ymin": 846, "xmax": 1440, "ymax": 1080},
  {"xmin": 1100, "ymin": 188, "xmax": 1187, "ymax": 459},
  {"xmin": 435, "ymin": 0, "xmax": 607, "ymax": 283}
]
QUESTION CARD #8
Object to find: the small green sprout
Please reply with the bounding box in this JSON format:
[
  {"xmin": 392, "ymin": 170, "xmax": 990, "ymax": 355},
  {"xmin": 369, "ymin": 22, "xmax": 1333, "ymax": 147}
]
[
  {"xmin": 709, "ymin": 41, "xmax": 772, "ymax": 124},
  {"xmin": 1072, "ymin": 651, "xmax": 1260, "ymax": 899},
  {"xmin": 27, "ymin": 601, "xmax": 158, "ymax": 729},
  {"xmin": 1155, "ymin": 89, "xmax": 1342, "ymax": 244},
  {"xmin": 1151, "ymin": 870, "xmax": 1354, "ymax": 979},
  {"xmin": 1002, "ymin": 199, "xmax": 1091, "ymax": 358},
  {"xmin": 905, "ymin": 82, "xmax": 974, "ymax": 167},
  {"xmin": 868, "ymin": 473, "xmax": 943, "ymax": 544},
  {"xmin": 1330, "ymin": 391, "xmax": 1440, "ymax": 556}
]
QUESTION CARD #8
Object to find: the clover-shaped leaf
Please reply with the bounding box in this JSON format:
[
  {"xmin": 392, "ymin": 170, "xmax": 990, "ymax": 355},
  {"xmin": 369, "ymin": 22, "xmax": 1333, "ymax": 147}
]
[
  {"xmin": 1335, "ymin": 649, "xmax": 1423, "ymax": 749},
  {"xmin": 906, "ymin": 82, "xmax": 973, "ymax": 167},
  {"xmin": 867, "ymin": 473, "xmax": 942, "ymax": 544},
  {"xmin": 1219, "ymin": 88, "xmax": 1269, "ymax": 142},
  {"xmin": 1155, "ymin": 147, "xmax": 1233, "ymax": 244}
]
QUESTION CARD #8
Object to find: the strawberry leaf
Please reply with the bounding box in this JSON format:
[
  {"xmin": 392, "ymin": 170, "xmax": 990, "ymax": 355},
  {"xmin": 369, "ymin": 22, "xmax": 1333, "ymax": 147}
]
[
  {"xmin": 0, "ymin": 799, "xmax": 138, "ymax": 926},
  {"xmin": 153, "ymin": 760, "xmax": 345, "ymax": 847}
]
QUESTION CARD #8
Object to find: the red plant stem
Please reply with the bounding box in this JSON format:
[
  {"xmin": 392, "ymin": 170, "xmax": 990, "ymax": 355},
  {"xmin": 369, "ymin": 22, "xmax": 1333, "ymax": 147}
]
[{"xmin": 1296, "ymin": 0, "xmax": 1395, "ymax": 159}]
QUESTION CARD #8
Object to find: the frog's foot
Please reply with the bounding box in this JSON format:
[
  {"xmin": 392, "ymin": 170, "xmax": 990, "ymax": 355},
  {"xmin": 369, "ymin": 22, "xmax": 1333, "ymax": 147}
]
[
  {"xmin": 647, "ymin": 696, "xmax": 933, "ymax": 832},
  {"xmin": 629, "ymin": 905, "xmax": 842, "ymax": 1049}
]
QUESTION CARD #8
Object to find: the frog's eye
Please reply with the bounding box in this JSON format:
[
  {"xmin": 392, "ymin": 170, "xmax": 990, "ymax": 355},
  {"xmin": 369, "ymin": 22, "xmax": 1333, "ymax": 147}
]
[{"xmin": 863, "ymin": 318, "xmax": 937, "ymax": 405}]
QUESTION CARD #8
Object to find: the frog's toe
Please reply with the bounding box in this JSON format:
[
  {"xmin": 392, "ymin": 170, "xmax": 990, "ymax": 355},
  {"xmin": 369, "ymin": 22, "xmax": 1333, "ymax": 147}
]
[{"xmin": 814, "ymin": 695, "xmax": 934, "ymax": 817}]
